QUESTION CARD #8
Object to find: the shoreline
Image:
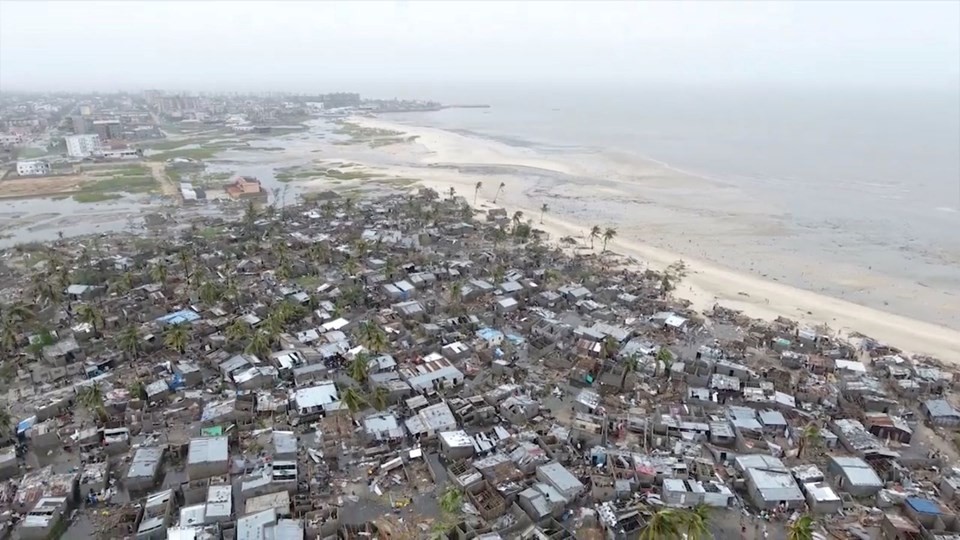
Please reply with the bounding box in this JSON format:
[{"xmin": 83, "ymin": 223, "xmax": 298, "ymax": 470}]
[{"xmin": 341, "ymin": 115, "xmax": 960, "ymax": 364}]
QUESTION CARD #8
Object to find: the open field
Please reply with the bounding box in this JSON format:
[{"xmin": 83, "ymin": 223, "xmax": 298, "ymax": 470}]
[{"xmin": 0, "ymin": 164, "xmax": 157, "ymax": 202}]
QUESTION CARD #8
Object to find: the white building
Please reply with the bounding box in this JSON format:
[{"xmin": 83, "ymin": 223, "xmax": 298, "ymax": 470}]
[
  {"xmin": 65, "ymin": 134, "xmax": 102, "ymax": 157},
  {"xmin": 17, "ymin": 160, "xmax": 51, "ymax": 176}
]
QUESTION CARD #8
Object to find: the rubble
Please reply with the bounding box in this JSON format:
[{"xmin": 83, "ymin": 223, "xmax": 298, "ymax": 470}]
[{"xmin": 0, "ymin": 188, "xmax": 959, "ymax": 539}]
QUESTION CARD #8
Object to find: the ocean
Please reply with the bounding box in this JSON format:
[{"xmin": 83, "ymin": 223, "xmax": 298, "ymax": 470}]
[{"xmin": 379, "ymin": 84, "xmax": 960, "ymax": 327}]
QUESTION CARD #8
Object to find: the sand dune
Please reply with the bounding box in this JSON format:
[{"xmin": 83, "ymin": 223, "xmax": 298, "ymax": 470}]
[{"xmin": 347, "ymin": 116, "xmax": 960, "ymax": 364}]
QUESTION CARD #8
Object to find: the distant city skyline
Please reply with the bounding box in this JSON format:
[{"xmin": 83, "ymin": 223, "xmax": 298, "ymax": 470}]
[{"xmin": 1, "ymin": 1, "xmax": 958, "ymax": 93}]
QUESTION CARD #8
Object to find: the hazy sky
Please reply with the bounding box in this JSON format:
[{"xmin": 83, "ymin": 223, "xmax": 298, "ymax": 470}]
[{"xmin": 1, "ymin": 1, "xmax": 958, "ymax": 93}]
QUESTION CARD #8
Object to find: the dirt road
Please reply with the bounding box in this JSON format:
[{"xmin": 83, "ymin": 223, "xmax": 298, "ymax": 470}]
[{"xmin": 146, "ymin": 161, "xmax": 179, "ymax": 200}]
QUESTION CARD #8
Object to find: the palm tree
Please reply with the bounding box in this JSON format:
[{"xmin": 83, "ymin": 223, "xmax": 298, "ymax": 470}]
[
  {"xmin": 639, "ymin": 508, "xmax": 682, "ymax": 540},
  {"xmin": 602, "ymin": 227, "xmax": 617, "ymax": 251},
  {"xmin": 589, "ymin": 225, "xmax": 602, "ymax": 250},
  {"xmin": 246, "ymin": 330, "xmax": 273, "ymax": 358},
  {"xmin": 226, "ymin": 319, "xmax": 251, "ymax": 344},
  {"xmin": 348, "ymin": 353, "xmax": 370, "ymax": 385},
  {"xmin": 243, "ymin": 199, "xmax": 258, "ymax": 231},
  {"xmin": 473, "ymin": 181, "xmax": 482, "ymax": 205},
  {"xmin": 359, "ymin": 322, "xmax": 388, "ymax": 353},
  {"xmin": 1, "ymin": 318, "xmax": 18, "ymax": 354},
  {"xmin": 511, "ymin": 211, "xmax": 524, "ymax": 233},
  {"xmin": 77, "ymin": 383, "xmax": 106, "ymax": 421},
  {"xmin": 370, "ymin": 386, "xmax": 390, "ymax": 411},
  {"xmin": 493, "ymin": 182, "xmax": 505, "ymax": 203},
  {"xmin": 439, "ymin": 486, "xmax": 463, "ymax": 514},
  {"xmin": 199, "ymin": 280, "xmax": 222, "ymax": 306},
  {"xmin": 128, "ymin": 379, "xmax": 147, "ymax": 401},
  {"xmin": 110, "ymin": 271, "xmax": 135, "ymax": 295},
  {"xmin": 117, "ymin": 324, "xmax": 141, "ymax": 360},
  {"xmin": 448, "ymin": 186, "xmax": 456, "ymax": 200},
  {"xmin": 539, "ymin": 203, "xmax": 549, "ymax": 224},
  {"xmin": 655, "ymin": 347, "xmax": 674, "ymax": 378},
  {"xmin": 77, "ymin": 304, "xmax": 104, "ymax": 334},
  {"xmin": 164, "ymin": 323, "xmax": 190, "ymax": 354},
  {"xmin": 798, "ymin": 423, "xmax": 821, "ymax": 458},
  {"xmin": 341, "ymin": 386, "xmax": 365, "ymax": 418},
  {"xmin": 150, "ymin": 261, "xmax": 168, "ymax": 284},
  {"xmin": 5, "ymin": 301, "xmax": 35, "ymax": 325},
  {"xmin": 682, "ymin": 504, "xmax": 711, "ymax": 540},
  {"xmin": 788, "ymin": 515, "xmax": 815, "ymax": 540}
]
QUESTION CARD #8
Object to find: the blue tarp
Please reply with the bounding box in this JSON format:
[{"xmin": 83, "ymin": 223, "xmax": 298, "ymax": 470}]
[
  {"xmin": 169, "ymin": 372, "xmax": 185, "ymax": 390},
  {"xmin": 17, "ymin": 416, "xmax": 36, "ymax": 434},
  {"xmin": 906, "ymin": 497, "xmax": 942, "ymax": 515},
  {"xmin": 156, "ymin": 309, "xmax": 201, "ymax": 325}
]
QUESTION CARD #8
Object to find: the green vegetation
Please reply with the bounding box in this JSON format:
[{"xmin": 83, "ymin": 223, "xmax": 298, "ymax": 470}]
[
  {"xmin": 335, "ymin": 122, "xmax": 403, "ymax": 138},
  {"xmin": 141, "ymin": 139, "xmax": 194, "ymax": 151},
  {"xmin": 18, "ymin": 147, "xmax": 49, "ymax": 159},
  {"xmin": 148, "ymin": 146, "xmax": 222, "ymax": 161},
  {"xmin": 275, "ymin": 165, "xmax": 381, "ymax": 183},
  {"xmin": 73, "ymin": 193, "xmax": 123, "ymax": 203}
]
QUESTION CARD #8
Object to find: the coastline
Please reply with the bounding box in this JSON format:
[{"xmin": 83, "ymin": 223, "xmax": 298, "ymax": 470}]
[{"xmin": 334, "ymin": 115, "xmax": 960, "ymax": 364}]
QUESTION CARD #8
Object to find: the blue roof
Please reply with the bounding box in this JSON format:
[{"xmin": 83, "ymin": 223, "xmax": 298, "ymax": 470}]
[
  {"xmin": 906, "ymin": 497, "xmax": 942, "ymax": 515},
  {"xmin": 476, "ymin": 328, "xmax": 504, "ymax": 341},
  {"xmin": 157, "ymin": 309, "xmax": 200, "ymax": 325}
]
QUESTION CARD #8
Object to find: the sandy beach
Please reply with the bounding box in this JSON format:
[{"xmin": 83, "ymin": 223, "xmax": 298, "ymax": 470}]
[{"xmin": 321, "ymin": 116, "xmax": 960, "ymax": 364}]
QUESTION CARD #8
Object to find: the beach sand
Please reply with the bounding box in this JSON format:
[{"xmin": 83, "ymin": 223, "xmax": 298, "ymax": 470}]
[{"xmin": 316, "ymin": 116, "xmax": 960, "ymax": 363}]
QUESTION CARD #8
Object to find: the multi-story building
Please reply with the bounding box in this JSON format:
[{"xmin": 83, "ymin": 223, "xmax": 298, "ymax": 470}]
[
  {"xmin": 65, "ymin": 134, "xmax": 102, "ymax": 157},
  {"xmin": 92, "ymin": 120, "xmax": 122, "ymax": 141},
  {"xmin": 17, "ymin": 160, "xmax": 51, "ymax": 176}
]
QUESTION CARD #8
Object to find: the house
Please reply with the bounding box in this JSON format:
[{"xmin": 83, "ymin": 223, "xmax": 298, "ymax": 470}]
[
  {"xmin": 536, "ymin": 462, "xmax": 585, "ymax": 500},
  {"xmin": 224, "ymin": 175, "xmax": 266, "ymax": 199},
  {"xmin": 827, "ymin": 456, "xmax": 884, "ymax": 497},
  {"xmin": 401, "ymin": 357, "xmax": 464, "ymax": 392},
  {"xmin": 187, "ymin": 436, "xmax": 230, "ymax": 480},
  {"xmin": 439, "ymin": 430, "xmax": 476, "ymax": 460},
  {"xmin": 125, "ymin": 447, "xmax": 165, "ymax": 492},
  {"xmin": 362, "ymin": 412, "xmax": 404, "ymax": 444},
  {"xmin": 0, "ymin": 446, "xmax": 18, "ymax": 480},
  {"xmin": 292, "ymin": 382, "xmax": 340, "ymax": 418},
  {"xmin": 518, "ymin": 483, "xmax": 568, "ymax": 521},
  {"xmin": 137, "ymin": 489, "xmax": 175, "ymax": 540},
  {"xmin": 743, "ymin": 468, "xmax": 805, "ymax": 510},
  {"xmin": 405, "ymin": 401, "xmax": 458, "ymax": 438},
  {"xmin": 921, "ymin": 399, "xmax": 960, "ymax": 429},
  {"xmin": 19, "ymin": 497, "xmax": 67, "ymax": 539},
  {"xmin": 802, "ymin": 482, "xmax": 842, "ymax": 514},
  {"xmin": 863, "ymin": 412, "xmax": 913, "ymax": 443}
]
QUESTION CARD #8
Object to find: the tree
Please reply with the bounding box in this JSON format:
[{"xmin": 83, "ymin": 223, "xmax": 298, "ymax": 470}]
[
  {"xmin": 602, "ymin": 227, "xmax": 617, "ymax": 251},
  {"xmin": 243, "ymin": 199, "xmax": 258, "ymax": 231},
  {"xmin": 539, "ymin": 203, "xmax": 549, "ymax": 224},
  {"xmin": 370, "ymin": 386, "xmax": 390, "ymax": 411},
  {"xmin": 660, "ymin": 260, "xmax": 688, "ymax": 298},
  {"xmin": 150, "ymin": 261, "xmax": 168, "ymax": 284},
  {"xmin": 603, "ymin": 335, "xmax": 620, "ymax": 359},
  {"xmin": 639, "ymin": 508, "xmax": 682, "ymax": 540},
  {"xmin": 77, "ymin": 304, "xmax": 104, "ymax": 334},
  {"xmin": 5, "ymin": 301, "xmax": 35, "ymax": 325},
  {"xmin": 682, "ymin": 504, "xmax": 711, "ymax": 540},
  {"xmin": 164, "ymin": 323, "xmax": 190, "ymax": 354},
  {"xmin": 128, "ymin": 379, "xmax": 148, "ymax": 401},
  {"xmin": 1, "ymin": 318, "xmax": 18, "ymax": 355},
  {"xmin": 0, "ymin": 407, "xmax": 11, "ymax": 433},
  {"xmin": 493, "ymin": 182, "xmax": 505, "ymax": 203},
  {"xmin": 348, "ymin": 353, "xmax": 370, "ymax": 385},
  {"xmin": 589, "ymin": 225, "xmax": 602, "ymax": 250},
  {"xmin": 358, "ymin": 322, "xmax": 388, "ymax": 353},
  {"xmin": 246, "ymin": 330, "xmax": 273, "ymax": 358},
  {"xmin": 655, "ymin": 347, "xmax": 674, "ymax": 378},
  {"xmin": 117, "ymin": 324, "xmax": 141, "ymax": 360},
  {"xmin": 473, "ymin": 181, "xmax": 482, "ymax": 205},
  {"xmin": 227, "ymin": 319, "xmax": 251, "ymax": 343},
  {"xmin": 439, "ymin": 486, "xmax": 463, "ymax": 514},
  {"xmin": 341, "ymin": 386, "xmax": 366, "ymax": 417},
  {"xmin": 798, "ymin": 423, "xmax": 821, "ymax": 458},
  {"xmin": 511, "ymin": 211, "xmax": 524, "ymax": 233},
  {"xmin": 448, "ymin": 186, "xmax": 456, "ymax": 200},
  {"xmin": 788, "ymin": 515, "xmax": 815, "ymax": 540},
  {"xmin": 199, "ymin": 280, "xmax": 222, "ymax": 306},
  {"xmin": 110, "ymin": 271, "xmax": 135, "ymax": 295},
  {"xmin": 77, "ymin": 383, "xmax": 106, "ymax": 421}
]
